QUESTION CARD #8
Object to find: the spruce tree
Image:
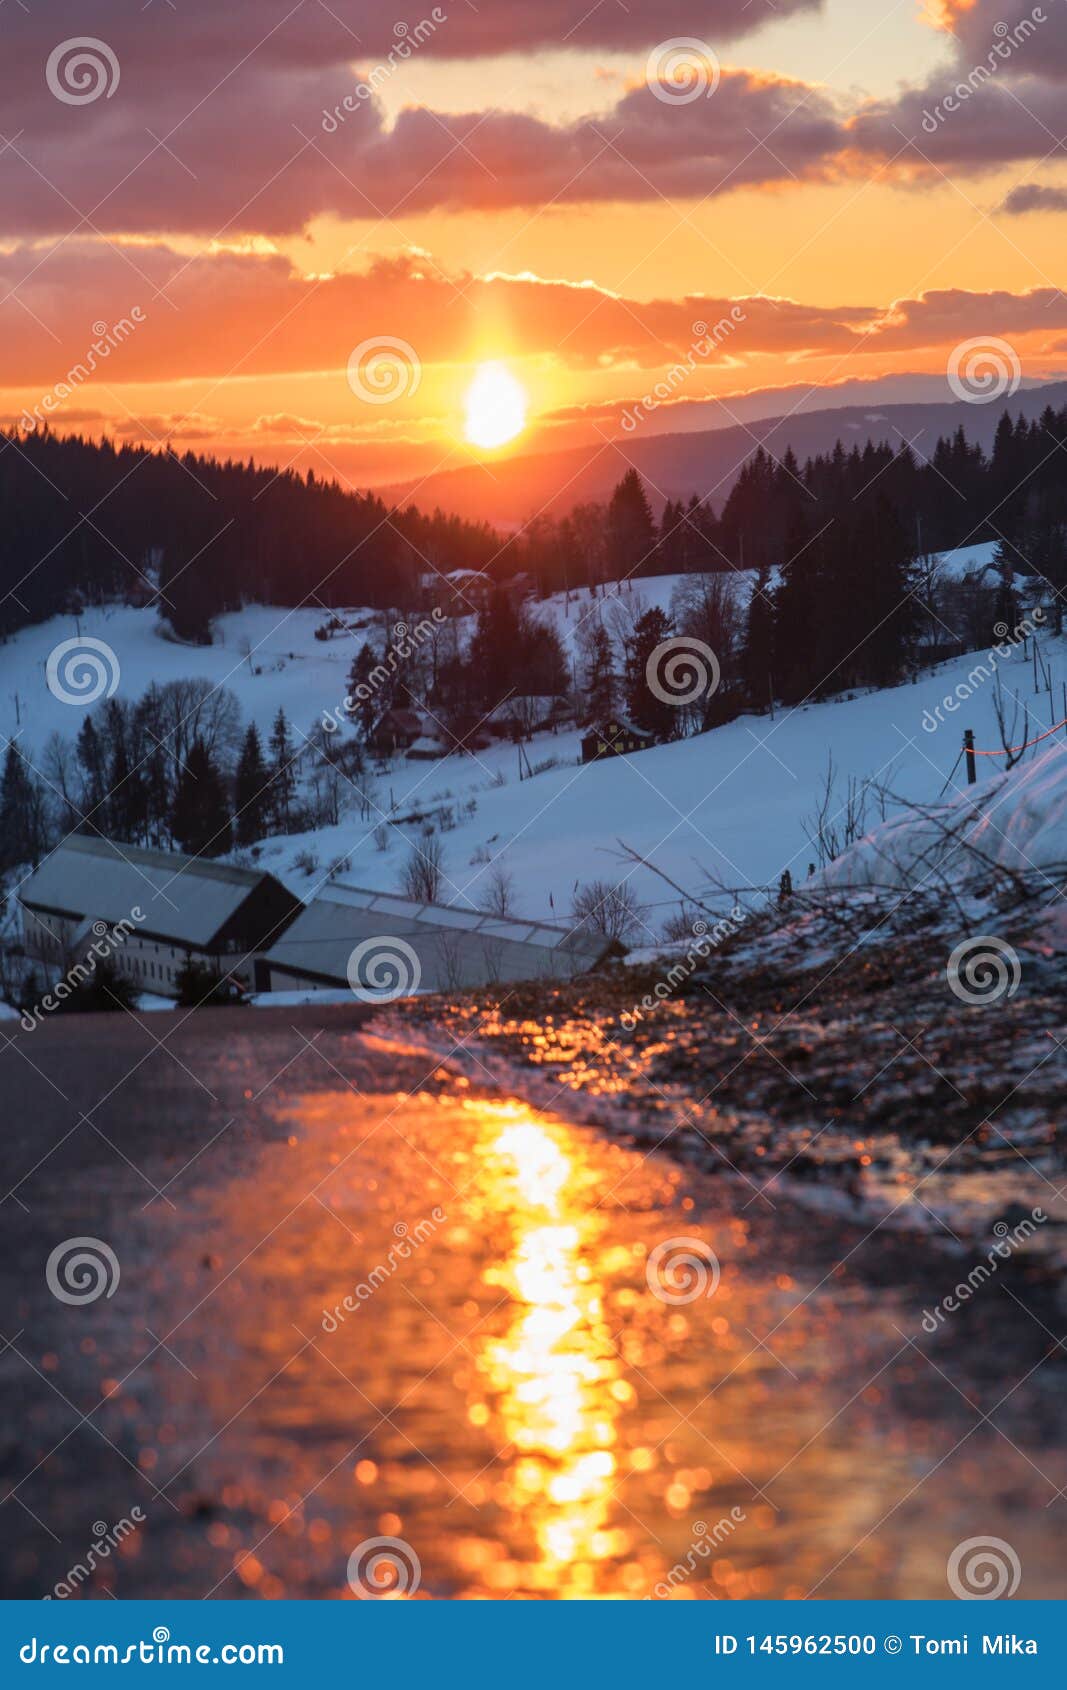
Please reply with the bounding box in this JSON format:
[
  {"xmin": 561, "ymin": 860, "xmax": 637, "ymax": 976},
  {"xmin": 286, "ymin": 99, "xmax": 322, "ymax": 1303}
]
[
  {"xmin": 346, "ymin": 644, "xmax": 383, "ymax": 740},
  {"xmin": 76, "ymin": 716, "xmax": 108, "ymax": 833},
  {"xmin": 171, "ymin": 738, "xmax": 232, "ymax": 857},
  {"xmin": 741, "ymin": 565, "xmax": 776, "ymax": 708},
  {"xmin": 624, "ymin": 607, "xmax": 675, "ymax": 738},
  {"xmin": 268, "ymin": 708, "xmax": 297, "ymax": 832},
  {"xmin": 584, "ymin": 625, "xmax": 616, "ymax": 723},
  {"xmin": 606, "ymin": 470, "xmax": 656, "ymax": 578},
  {"xmin": 0, "ymin": 743, "xmax": 42, "ymax": 871},
  {"xmin": 234, "ymin": 723, "xmax": 271, "ymax": 845}
]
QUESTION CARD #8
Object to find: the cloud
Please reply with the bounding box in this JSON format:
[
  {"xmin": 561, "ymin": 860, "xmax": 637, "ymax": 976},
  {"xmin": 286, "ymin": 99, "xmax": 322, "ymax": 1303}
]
[
  {"xmin": 865, "ymin": 286, "xmax": 1067, "ymax": 350},
  {"xmin": 4, "ymin": 242, "xmax": 1067, "ymax": 404},
  {"xmin": 924, "ymin": 2, "xmax": 1067, "ymax": 80},
  {"xmin": 0, "ymin": 59, "xmax": 848, "ymax": 238},
  {"xmin": 999, "ymin": 182, "xmax": 1067, "ymax": 213},
  {"xmin": 848, "ymin": 3, "xmax": 1063, "ymax": 173},
  {"xmin": 0, "ymin": 242, "xmax": 878, "ymax": 391},
  {"xmin": 4, "ymin": 0, "xmax": 822, "ymax": 82}
]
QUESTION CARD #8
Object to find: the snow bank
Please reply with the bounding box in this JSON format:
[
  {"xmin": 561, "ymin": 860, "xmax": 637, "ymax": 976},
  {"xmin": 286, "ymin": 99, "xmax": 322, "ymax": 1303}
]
[{"xmin": 816, "ymin": 742, "xmax": 1067, "ymax": 890}]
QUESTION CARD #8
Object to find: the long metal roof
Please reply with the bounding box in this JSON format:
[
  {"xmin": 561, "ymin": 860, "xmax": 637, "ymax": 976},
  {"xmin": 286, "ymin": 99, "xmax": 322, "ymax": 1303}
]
[
  {"xmin": 262, "ymin": 880, "xmax": 608, "ymax": 991},
  {"xmin": 19, "ymin": 836, "xmax": 274, "ymax": 948}
]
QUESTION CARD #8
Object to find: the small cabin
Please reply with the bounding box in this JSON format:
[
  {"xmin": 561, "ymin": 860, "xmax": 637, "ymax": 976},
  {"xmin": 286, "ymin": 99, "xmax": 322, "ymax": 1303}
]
[
  {"xmin": 368, "ymin": 707, "xmax": 422, "ymax": 755},
  {"xmin": 581, "ymin": 718, "xmax": 655, "ymax": 764}
]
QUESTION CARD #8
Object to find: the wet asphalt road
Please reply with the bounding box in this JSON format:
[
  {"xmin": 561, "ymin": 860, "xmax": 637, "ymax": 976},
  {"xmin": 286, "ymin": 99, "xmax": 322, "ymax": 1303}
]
[{"xmin": 1, "ymin": 1004, "xmax": 1064, "ymax": 1600}]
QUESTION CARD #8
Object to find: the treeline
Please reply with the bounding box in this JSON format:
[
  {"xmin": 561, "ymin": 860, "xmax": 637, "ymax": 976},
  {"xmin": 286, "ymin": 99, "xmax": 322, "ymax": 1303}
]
[
  {"xmin": 0, "ymin": 681, "xmax": 362, "ymax": 872},
  {"xmin": 498, "ymin": 406, "xmax": 1067, "ymax": 602},
  {"xmin": 0, "ymin": 428, "xmax": 499, "ymax": 643},
  {"xmin": 7, "ymin": 405, "xmax": 1067, "ymax": 648},
  {"xmin": 715, "ymin": 408, "xmax": 1067, "ymax": 578}
]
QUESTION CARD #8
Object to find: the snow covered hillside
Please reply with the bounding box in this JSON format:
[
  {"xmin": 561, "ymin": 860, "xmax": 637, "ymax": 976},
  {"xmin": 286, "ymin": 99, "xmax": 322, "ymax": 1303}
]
[{"xmin": 3, "ymin": 549, "xmax": 1063, "ymax": 946}]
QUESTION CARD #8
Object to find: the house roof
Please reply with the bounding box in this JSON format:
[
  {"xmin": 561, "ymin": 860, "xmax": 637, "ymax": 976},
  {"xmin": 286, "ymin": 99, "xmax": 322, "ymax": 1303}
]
[
  {"xmin": 583, "ymin": 717, "xmax": 653, "ymax": 739},
  {"xmin": 262, "ymin": 881, "xmax": 610, "ymax": 991},
  {"xmin": 378, "ymin": 707, "xmax": 422, "ymax": 731},
  {"xmin": 19, "ymin": 835, "xmax": 282, "ymax": 948}
]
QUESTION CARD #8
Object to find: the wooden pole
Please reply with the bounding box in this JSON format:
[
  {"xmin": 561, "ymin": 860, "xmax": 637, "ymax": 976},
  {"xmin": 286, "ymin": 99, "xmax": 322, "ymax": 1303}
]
[{"xmin": 964, "ymin": 727, "xmax": 977, "ymax": 785}]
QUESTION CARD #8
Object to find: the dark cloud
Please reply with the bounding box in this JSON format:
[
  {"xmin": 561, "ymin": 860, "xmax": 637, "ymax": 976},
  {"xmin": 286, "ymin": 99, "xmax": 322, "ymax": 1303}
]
[
  {"xmin": 2, "ymin": 0, "xmax": 822, "ymax": 84},
  {"xmin": 928, "ymin": 2, "xmax": 1067, "ymax": 81},
  {"xmin": 0, "ymin": 62, "xmax": 845, "ymax": 237},
  {"xmin": 848, "ymin": 74, "xmax": 1066, "ymax": 169},
  {"xmin": 1000, "ymin": 182, "xmax": 1067, "ymax": 213}
]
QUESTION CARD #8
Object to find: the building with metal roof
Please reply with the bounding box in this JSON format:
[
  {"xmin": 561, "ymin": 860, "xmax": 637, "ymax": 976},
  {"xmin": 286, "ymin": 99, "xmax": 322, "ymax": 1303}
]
[
  {"xmin": 255, "ymin": 881, "xmax": 612, "ymax": 996},
  {"xmin": 19, "ymin": 836, "xmax": 303, "ymax": 999}
]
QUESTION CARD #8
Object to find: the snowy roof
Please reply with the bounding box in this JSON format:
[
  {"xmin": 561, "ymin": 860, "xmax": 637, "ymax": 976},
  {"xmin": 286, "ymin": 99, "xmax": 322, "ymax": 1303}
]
[
  {"xmin": 262, "ymin": 880, "xmax": 610, "ymax": 991},
  {"xmin": 19, "ymin": 836, "xmax": 278, "ymax": 947}
]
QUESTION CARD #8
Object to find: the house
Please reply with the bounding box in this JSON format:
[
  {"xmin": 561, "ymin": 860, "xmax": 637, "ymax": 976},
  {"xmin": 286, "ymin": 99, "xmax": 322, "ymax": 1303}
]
[
  {"xmin": 368, "ymin": 706, "xmax": 423, "ymax": 756},
  {"xmin": 255, "ymin": 882, "xmax": 613, "ymax": 995},
  {"xmin": 419, "ymin": 568, "xmax": 493, "ymax": 614},
  {"xmin": 19, "ymin": 836, "xmax": 303, "ymax": 999},
  {"xmin": 405, "ymin": 734, "xmax": 450, "ymax": 761},
  {"xmin": 581, "ymin": 718, "xmax": 656, "ymax": 763}
]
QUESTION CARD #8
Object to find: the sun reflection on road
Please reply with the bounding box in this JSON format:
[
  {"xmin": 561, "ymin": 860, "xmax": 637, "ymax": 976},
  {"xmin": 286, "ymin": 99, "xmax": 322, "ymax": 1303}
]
[{"xmin": 472, "ymin": 1111, "xmax": 630, "ymax": 1594}]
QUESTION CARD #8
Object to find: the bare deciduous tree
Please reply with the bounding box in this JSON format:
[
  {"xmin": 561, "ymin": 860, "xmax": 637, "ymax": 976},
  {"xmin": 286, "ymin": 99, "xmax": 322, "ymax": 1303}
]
[
  {"xmin": 571, "ymin": 877, "xmax": 648, "ymax": 943},
  {"xmin": 484, "ymin": 864, "xmax": 518, "ymax": 918},
  {"xmin": 401, "ymin": 834, "xmax": 446, "ymax": 904}
]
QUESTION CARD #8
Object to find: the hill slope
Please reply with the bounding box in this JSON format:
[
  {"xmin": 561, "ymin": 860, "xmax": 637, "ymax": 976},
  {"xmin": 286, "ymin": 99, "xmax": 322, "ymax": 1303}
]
[{"xmin": 383, "ymin": 380, "xmax": 1067, "ymax": 528}]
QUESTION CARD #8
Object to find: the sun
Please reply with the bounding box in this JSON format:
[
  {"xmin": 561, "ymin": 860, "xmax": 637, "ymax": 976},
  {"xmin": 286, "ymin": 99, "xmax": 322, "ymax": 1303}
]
[{"xmin": 464, "ymin": 361, "xmax": 527, "ymax": 450}]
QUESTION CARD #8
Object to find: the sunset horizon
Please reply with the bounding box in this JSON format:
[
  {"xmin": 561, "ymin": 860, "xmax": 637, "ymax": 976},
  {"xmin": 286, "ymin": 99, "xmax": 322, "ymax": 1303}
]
[{"xmin": 4, "ymin": 1, "xmax": 1067, "ymax": 503}]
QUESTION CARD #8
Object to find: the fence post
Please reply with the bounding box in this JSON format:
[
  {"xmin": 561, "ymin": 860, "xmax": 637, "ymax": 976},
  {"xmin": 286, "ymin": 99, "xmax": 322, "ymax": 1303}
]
[{"xmin": 964, "ymin": 727, "xmax": 976, "ymax": 785}]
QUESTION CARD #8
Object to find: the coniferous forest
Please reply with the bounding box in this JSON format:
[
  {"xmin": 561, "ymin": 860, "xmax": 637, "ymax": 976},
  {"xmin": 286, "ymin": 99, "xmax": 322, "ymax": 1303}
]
[{"xmin": 4, "ymin": 406, "xmax": 1067, "ymax": 653}]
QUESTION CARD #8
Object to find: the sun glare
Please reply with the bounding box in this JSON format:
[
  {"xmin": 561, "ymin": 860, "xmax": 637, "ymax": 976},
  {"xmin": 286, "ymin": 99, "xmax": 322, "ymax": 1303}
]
[{"xmin": 464, "ymin": 361, "xmax": 527, "ymax": 450}]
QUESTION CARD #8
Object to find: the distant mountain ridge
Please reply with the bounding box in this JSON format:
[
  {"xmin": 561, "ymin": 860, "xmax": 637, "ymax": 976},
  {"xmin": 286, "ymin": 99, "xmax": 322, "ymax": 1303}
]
[{"xmin": 382, "ymin": 380, "xmax": 1067, "ymax": 529}]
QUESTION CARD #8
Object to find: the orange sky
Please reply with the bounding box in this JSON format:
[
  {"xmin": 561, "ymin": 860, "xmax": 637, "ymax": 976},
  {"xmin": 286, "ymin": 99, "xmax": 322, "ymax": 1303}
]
[{"xmin": 3, "ymin": 0, "xmax": 1067, "ymax": 493}]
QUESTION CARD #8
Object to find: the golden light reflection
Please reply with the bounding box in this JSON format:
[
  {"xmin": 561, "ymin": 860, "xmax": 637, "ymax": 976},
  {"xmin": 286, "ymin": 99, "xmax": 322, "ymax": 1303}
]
[{"xmin": 471, "ymin": 1109, "xmax": 628, "ymax": 1594}]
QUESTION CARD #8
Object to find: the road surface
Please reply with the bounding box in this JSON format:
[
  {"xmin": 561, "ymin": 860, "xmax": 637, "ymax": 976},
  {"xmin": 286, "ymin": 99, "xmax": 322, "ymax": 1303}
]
[{"xmin": 0, "ymin": 1005, "xmax": 1062, "ymax": 1599}]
